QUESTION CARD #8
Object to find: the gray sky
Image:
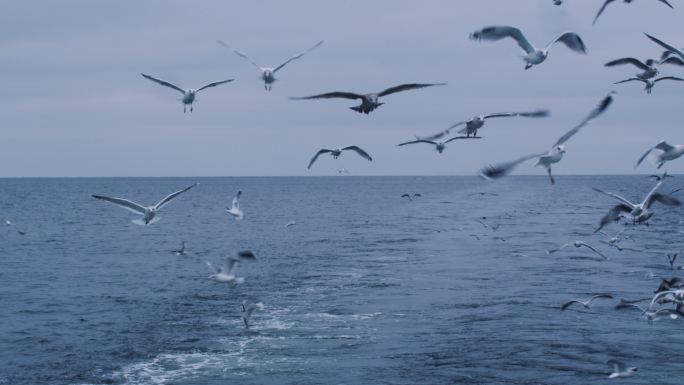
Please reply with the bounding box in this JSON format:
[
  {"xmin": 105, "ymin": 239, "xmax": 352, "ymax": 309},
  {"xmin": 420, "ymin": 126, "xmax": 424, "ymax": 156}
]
[{"xmin": 1, "ymin": 0, "xmax": 683, "ymax": 177}]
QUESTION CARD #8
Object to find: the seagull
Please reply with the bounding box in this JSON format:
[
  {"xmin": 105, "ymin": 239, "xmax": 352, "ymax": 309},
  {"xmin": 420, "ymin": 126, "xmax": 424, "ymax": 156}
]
[
  {"xmin": 594, "ymin": 0, "xmax": 673, "ymax": 26},
  {"xmin": 648, "ymin": 172, "xmax": 673, "ymax": 181},
  {"xmin": 397, "ymin": 136, "xmax": 481, "ymax": 153},
  {"xmin": 598, "ymin": 229, "xmax": 634, "ymax": 251},
  {"xmin": 560, "ymin": 294, "xmax": 613, "ymax": 311},
  {"xmin": 467, "ymin": 192, "xmax": 499, "ymax": 197},
  {"xmin": 285, "ymin": 220, "xmax": 297, "ymax": 227},
  {"xmin": 92, "ymin": 183, "xmax": 198, "ymax": 225},
  {"xmin": 337, "ymin": 168, "xmax": 349, "ymax": 174},
  {"xmin": 141, "ymin": 73, "xmax": 234, "ymax": 113},
  {"xmin": 172, "ymin": 241, "xmax": 187, "ymax": 256},
  {"xmin": 290, "ymin": 83, "xmax": 445, "ymax": 114},
  {"xmin": 241, "ymin": 301, "xmax": 264, "ymax": 329},
  {"xmin": 593, "ymin": 180, "xmax": 680, "ymax": 231},
  {"xmin": 227, "ymin": 191, "xmax": 244, "ymax": 220},
  {"xmin": 614, "ymin": 76, "xmax": 684, "ymax": 94},
  {"xmin": 649, "ymin": 289, "xmax": 684, "ymax": 310},
  {"xmin": 308, "ymin": 146, "xmax": 372, "ymax": 169},
  {"xmin": 548, "ymin": 241, "xmax": 607, "ymax": 259},
  {"xmin": 219, "ymin": 40, "xmax": 323, "ymax": 91},
  {"xmin": 401, "ymin": 193, "xmax": 422, "ymax": 201},
  {"xmin": 635, "ymin": 141, "xmax": 684, "ymax": 169},
  {"xmin": 438, "ymin": 110, "xmax": 549, "ymax": 139},
  {"xmin": 656, "ymin": 277, "xmax": 682, "ymax": 292},
  {"xmin": 667, "ymin": 253, "xmax": 679, "ymax": 270},
  {"xmin": 645, "ymin": 33, "xmax": 684, "ymax": 63},
  {"xmin": 469, "ymin": 234, "xmax": 481, "ymax": 240},
  {"xmin": 553, "ymin": 0, "xmax": 563, "ymax": 4},
  {"xmin": 479, "ymin": 92, "xmax": 615, "ymax": 184},
  {"xmin": 606, "ymin": 360, "xmax": 638, "ymax": 379},
  {"xmin": 469, "ymin": 26, "xmax": 586, "ymax": 69},
  {"xmin": 4, "ymin": 219, "xmax": 26, "ymax": 235},
  {"xmin": 617, "ymin": 302, "xmax": 680, "ymax": 322},
  {"xmin": 606, "ymin": 55, "xmax": 684, "ymax": 81},
  {"xmin": 206, "ymin": 256, "xmax": 244, "ymax": 284}
]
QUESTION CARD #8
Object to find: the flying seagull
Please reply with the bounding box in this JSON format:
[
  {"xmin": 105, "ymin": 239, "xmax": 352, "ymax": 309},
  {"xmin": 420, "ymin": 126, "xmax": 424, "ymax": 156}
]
[
  {"xmin": 93, "ymin": 183, "xmax": 198, "ymax": 225},
  {"xmin": 645, "ymin": 33, "xmax": 684, "ymax": 61},
  {"xmin": 308, "ymin": 146, "xmax": 372, "ymax": 169},
  {"xmin": 548, "ymin": 241, "xmax": 607, "ymax": 260},
  {"xmin": 561, "ymin": 294, "xmax": 613, "ymax": 311},
  {"xmin": 614, "ymin": 76, "xmax": 684, "ymax": 94},
  {"xmin": 635, "ymin": 141, "xmax": 684, "ymax": 169},
  {"xmin": 469, "ymin": 26, "xmax": 586, "ymax": 69},
  {"xmin": 605, "ymin": 55, "xmax": 684, "ymax": 81},
  {"xmin": 218, "ymin": 40, "xmax": 323, "ymax": 91},
  {"xmin": 606, "ymin": 360, "xmax": 638, "ymax": 379},
  {"xmin": 227, "ymin": 191, "xmax": 244, "ymax": 220},
  {"xmin": 479, "ymin": 92, "xmax": 615, "ymax": 184},
  {"xmin": 141, "ymin": 73, "xmax": 234, "ymax": 113},
  {"xmin": 290, "ymin": 83, "xmax": 445, "ymax": 114},
  {"xmin": 594, "ymin": 0, "xmax": 673, "ymax": 26},
  {"xmin": 401, "ymin": 193, "xmax": 422, "ymax": 201},
  {"xmin": 667, "ymin": 253, "xmax": 679, "ymax": 270},
  {"xmin": 592, "ymin": 180, "xmax": 680, "ymax": 231},
  {"xmin": 440, "ymin": 110, "xmax": 549, "ymax": 138},
  {"xmin": 206, "ymin": 251, "xmax": 256, "ymax": 284},
  {"xmin": 4, "ymin": 219, "xmax": 26, "ymax": 236},
  {"xmin": 172, "ymin": 241, "xmax": 187, "ymax": 256},
  {"xmin": 648, "ymin": 172, "xmax": 673, "ymax": 181},
  {"xmin": 598, "ymin": 229, "xmax": 634, "ymax": 251},
  {"xmin": 467, "ymin": 192, "xmax": 499, "ymax": 197},
  {"xmin": 616, "ymin": 302, "xmax": 680, "ymax": 322},
  {"xmin": 241, "ymin": 301, "xmax": 265, "ymax": 329},
  {"xmin": 397, "ymin": 136, "xmax": 481, "ymax": 154}
]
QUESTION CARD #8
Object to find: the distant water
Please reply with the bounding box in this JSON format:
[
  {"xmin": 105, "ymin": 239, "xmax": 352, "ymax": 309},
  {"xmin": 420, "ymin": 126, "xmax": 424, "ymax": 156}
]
[{"xmin": 2, "ymin": 176, "xmax": 683, "ymax": 385}]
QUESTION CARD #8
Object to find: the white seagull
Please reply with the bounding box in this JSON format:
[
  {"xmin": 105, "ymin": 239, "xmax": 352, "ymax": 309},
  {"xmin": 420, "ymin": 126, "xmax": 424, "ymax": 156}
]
[
  {"xmin": 548, "ymin": 241, "xmax": 607, "ymax": 260},
  {"xmin": 397, "ymin": 136, "xmax": 481, "ymax": 154},
  {"xmin": 206, "ymin": 256, "xmax": 244, "ymax": 284},
  {"xmin": 241, "ymin": 301, "xmax": 265, "ymax": 329},
  {"xmin": 141, "ymin": 73, "xmax": 234, "ymax": 113},
  {"xmin": 598, "ymin": 229, "xmax": 634, "ymax": 251},
  {"xmin": 308, "ymin": 146, "xmax": 372, "ymax": 169},
  {"xmin": 615, "ymin": 76, "xmax": 684, "ymax": 94},
  {"xmin": 219, "ymin": 40, "xmax": 323, "ymax": 91},
  {"xmin": 227, "ymin": 191, "xmax": 244, "ymax": 220},
  {"xmin": 635, "ymin": 140, "xmax": 684, "ymax": 169},
  {"xmin": 419, "ymin": 110, "xmax": 549, "ymax": 140},
  {"xmin": 592, "ymin": 180, "xmax": 681, "ymax": 231},
  {"xmin": 649, "ymin": 289, "xmax": 684, "ymax": 310},
  {"xmin": 172, "ymin": 241, "xmax": 187, "ymax": 256},
  {"xmin": 479, "ymin": 92, "xmax": 615, "ymax": 184},
  {"xmin": 469, "ymin": 26, "xmax": 587, "ymax": 70},
  {"xmin": 4, "ymin": 219, "xmax": 26, "ymax": 235},
  {"xmin": 594, "ymin": 0, "xmax": 673, "ymax": 26},
  {"xmin": 606, "ymin": 360, "xmax": 638, "ymax": 379},
  {"xmin": 605, "ymin": 55, "xmax": 684, "ymax": 80},
  {"xmin": 617, "ymin": 302, "xmax": 680, "ymax": 322},
  {"xmin": 561, "ymin": 294, "xmax": 613, "ymax": 311},
  {"xmin": 92, "ymin": 183, "xmax": 198, "ymax": 225},
  {"xmin": 290, "ymin": 83, "xmax": 445, "ymax": 114}
]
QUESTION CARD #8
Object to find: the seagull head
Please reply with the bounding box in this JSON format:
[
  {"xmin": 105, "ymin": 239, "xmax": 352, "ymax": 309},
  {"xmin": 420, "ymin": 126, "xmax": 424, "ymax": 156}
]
[{"xmin": 555, "ymin": 145, "xmax": 566, "ymax": 154}]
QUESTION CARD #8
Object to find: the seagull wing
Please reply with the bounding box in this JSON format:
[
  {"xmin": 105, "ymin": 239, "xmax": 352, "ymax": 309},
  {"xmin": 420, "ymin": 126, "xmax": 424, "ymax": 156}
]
[
  {"xmin": 483, "ymin": 110, "xmax": 550, "ymax": 120},
  {"xmin": 614, "ymin": 78, "xmax": 644, "ymax": 85},
  {"xmin": 154, "ymin": 183, "xmax": 198, "ymax": 210},
  {"xmin": 231, "ymin": 191, "xmax": 241, "ymax": 209},
  {"xmin": 578, "ymin": 242, "xmax": 607, "ymax": 259},
  {"xmin": 141, "ymin": 73, "xmax": 186, "ymax": 94},
  {"xmin": 218, "ymin": 40, "xmax": 263, "ymax": 70},
  {"xmin": 237, "ymin": 250, "xmax": 256, "ymax": 259},
  {"xmin": 470, "ymin": 26, "xmax": 535, "ymax": 54},
  {"xmin": 273, "ymin": 40, "xmax": 324, "ymax": 72},
  {"xmin": 645, "ymin": 193, "xmax": 681, "ymax": 209},
  {"xmin": 593, "ymin": 0, "xmax": 617, "ymax": 26},
  {"xmin": 645, "ymin": 33, "xmax": 684, "ymax": 61},
  {"xmin": 478, "ymin": 152, "xmax": 546, "ymax": 181},
  {"xmin": 545, "ymin": 32, "xmax": 587, "ymax": 54},
  {"xmin": 560, "ymin": 300, "xmax": 582, "ymax": 310},
  {"xmin": 654, "ymin": 76, "xmax": 684, "ymax": 83},
  {"xmin": 548, "ymin": 243, "xmax": 574, "ymax": 254},
  {"xmin": 636, "ymin": 141, "xmax": 672, "ymax": 167},
  {"xmin": 553, "ymin": 92, "xmax": 615, "ymax": 147},
  {"xmin": 225, "ymin": 257, "xmax": 240, "ymax": 274},
  {"xmin": 658, "ymin": 0, "xmax": 675, "ymax": 9},
  {"xmin": 659, "ymin": 56, "xmax": 684, "ymax": 66},
  {"xmin": 650, "ymin": 290, "xmax": 677, "ymax": 309},
  {"xmin": 447, "ymin": 120, "xmax": 469, "ymax": 130},
  {"xmin": 290, "ymin": 91, "xmax": 363, "ymax": 100},
  {"xmin": 205, "ymin": 261, "xmax": 219, "ymax": 274},
  {"xmin": 596, "ymin": 204, "xmax": 632, "ymax": 232},
  {"xmin": 607, "ymin": 360, "xmax": 626, "ymax": 372},
  {"xmin": 591, "ymin": 187, "xmax": 634, "ymax": 207},
  {"xmin": 444, "ymin": 136, "xmax": 481, "ymax": 144},
  {"xmin": 377, "ymin": 83, "xmax": 446, "ymax": 97},
  {"xmin": 342, "ymin": 146, "xmax": 373, "ymax": 162},
  {"xmin": 92, "ymin": 195, "xmax": 147, "ymax": 215},
  {"xmin": 308, "ymin": 149, "xmax": 333, "ymax": 169},
  {"xmin": 605, "ymin": 57, "xmax": 649, "ymax": 70},
  {"xmin": 397, "ymin": 140, "xmax": 438, "ymax": 147},
  {"xmin": 588, "ymin": 294, "xmax": 614, "ymax": 305},
  {"xmin": 195, "ymin": 79, "xmax": 235, "ymax": 93}
]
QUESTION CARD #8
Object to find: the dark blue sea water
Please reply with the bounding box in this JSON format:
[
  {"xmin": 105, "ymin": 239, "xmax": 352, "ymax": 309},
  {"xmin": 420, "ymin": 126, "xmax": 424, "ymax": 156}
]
[{"xmin": 2, "ymin": 176, "xmax": 683, "ymax": 385}]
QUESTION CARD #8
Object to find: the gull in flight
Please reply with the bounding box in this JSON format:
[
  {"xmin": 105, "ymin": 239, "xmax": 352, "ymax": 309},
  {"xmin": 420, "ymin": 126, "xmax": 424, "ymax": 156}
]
[
  {"xmin": 4, "ymin": 219, "xmax": 26, "ymax": 236},
  {"xmin": 206, "ymin": 251, "xmax": 256, "ymax": 284},
  {"xmin": 561, "ymin": 294, "xmax": 613, "ymax": 311},
  {"xmin": 606, "ymin": 360, "xmax": 638, "ymax": 379},
  {"xmin": 397, "ymin": 136, "xmax": 481, "ymax": 154},
  {"xmin": 308, "ymin": 146, "xmax": 372, "ymax": 169},
  {"xmin": 467, "ymin": 192, "xmax": 499, "ymax": 197},
  {"xmin": 290, "ymin": 83, "xmax": 445, "ymax": 114},
  {"xmin": 592, "ymin": 180, "xmax": 681, "ymax": 231},
  {"xmin": 227, "ymin": 191, "xmax": 244, "ymax": 220},
  {"xmin": 656, "ymin": 277, "xmax": 682, "ymax": 292},
  {"xmin": 337, "ymin": 168, "xmax": 349, "ymax": 174},
  {"xmin": 667, "ymin": 253, "xmax": 679, "ymax": 270},
  {"xmin": 594, "ymin": 0, "xmax": 673, "ymax": 26},
  {"xmin": 401, "ymin": 193, "xmax": 422, "ymax": 201},
  {"xmin": 645, "ymin": 33, "xmax": 684, "ymax": 62},
  {"xmin": 649, "ymin": 289, "xmax": 684, "ymax": 310},
  {"xmin": 648, "ymin": 172, "xmax": 673, "ymax": 181},
  {"xmin": 172, "ymin": 241, "xmax": 187, "ymax": 256},
  {"xmin": 635, "ymin": 141, "xmax": 684, "ymax": 169},
  {"xmin": 606, "ymin": 54, "xmax": 684, "ymax": 81},
  {"xmin": 92, "ymin": 183, "xmax": 198, "ymax": 225},
  {"xmin": 469, "ymin": 26, "xmax": 586, "ymax": 70},
  {"xmin": 141, "ymin": 73, "xmax": 234, "ymax": 113},
  {"xmin": 548, "ymin": 241, "xmax": 607, "ymax": 260},
  {"xmin": 218, "ymin": 40, "xmax": 323, "ymax": 91},
  {"xmin": 598, "ymin": 229, "xmax": 635, "ymax": 251},
  {"xmin": 479, "ymin": 92, "xmax": 615, "ymax": 184},
  {"xmin": 285, "ymin": 220, "xmax": 297, "ymax": 227},
  {"xmin": 424, "ymin": 110, "xmax": 549, "ymax": 139},
  {"xmin": 615, "ymin": 76, "xmax": 684, "ymax": 94},
  {"xmin": 617, "ymin": 302, "xmax": 680, "ymax": 322},
  {"xmin": 241, "ymin": 301, "xmax": 264, "ymax": 329}
]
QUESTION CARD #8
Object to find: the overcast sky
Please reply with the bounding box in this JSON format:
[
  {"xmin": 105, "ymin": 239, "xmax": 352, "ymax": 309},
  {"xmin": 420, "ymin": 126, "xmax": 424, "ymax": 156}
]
[{"xmin": 1, "ymin": 0, "xmax": 683, "ymax": 177}]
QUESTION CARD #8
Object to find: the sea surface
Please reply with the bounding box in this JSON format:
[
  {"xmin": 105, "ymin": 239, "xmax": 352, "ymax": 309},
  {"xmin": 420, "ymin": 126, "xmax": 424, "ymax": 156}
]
[{"xmin": 1, "ymin": 176, "xmax": 683, "ymax": 385}]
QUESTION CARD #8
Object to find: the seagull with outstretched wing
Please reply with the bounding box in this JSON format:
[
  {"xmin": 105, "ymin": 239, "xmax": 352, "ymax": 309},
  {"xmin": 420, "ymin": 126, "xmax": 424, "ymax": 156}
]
[
  {"xmin": 548, "ymin": 240, "xmax": 607, "ymax": 260},
  {"xmin": 635, "ymin": 140, "xmax": 684, "ymax": 169},
  {"xmin": 141, "ymin": 73, "xmax": 234, "ymax": 113},
  {"xmin": 308, "ymin": 146, "xmax": 373, "ymax": 169},
  {"xmin": 397, "ymin": 136, "xmax": 481, "ymax": 154},
  {"xmin": 561, "ymin": 294, "xmax": 613, "ymax": 311},
  {"xmin": 594, "ymin": 0, "xmax": 673, "ymax": 26}
]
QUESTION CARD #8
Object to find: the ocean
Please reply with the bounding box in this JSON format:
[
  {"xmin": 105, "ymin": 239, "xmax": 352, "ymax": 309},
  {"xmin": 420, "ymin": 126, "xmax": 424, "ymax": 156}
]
[{"xmin": 1, "ymin": 175, "xmax": 683, "ymax": 385}]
